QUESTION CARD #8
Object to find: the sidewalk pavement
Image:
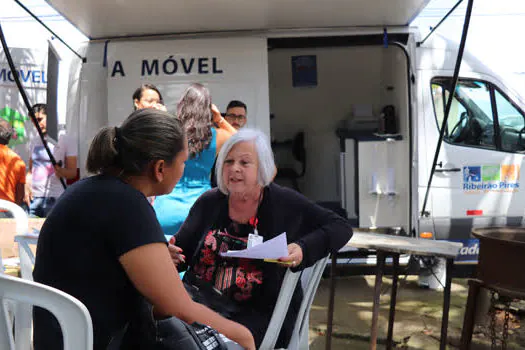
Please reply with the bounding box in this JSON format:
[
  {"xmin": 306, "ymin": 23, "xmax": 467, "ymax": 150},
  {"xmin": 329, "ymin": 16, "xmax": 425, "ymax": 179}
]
[{"xmin": 308, "ymin": 275, "xmax": 525, "ymax": 349}]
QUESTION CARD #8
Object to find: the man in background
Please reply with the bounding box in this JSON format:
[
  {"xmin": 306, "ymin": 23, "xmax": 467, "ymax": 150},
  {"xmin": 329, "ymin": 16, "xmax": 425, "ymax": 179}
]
[
  {"xmin": 224, "ymin": 100, "xmax": 247, "ymax": 129},
  {"xmin": 0, "ymin": 119, "xmax": 26, "ymax": 215}
]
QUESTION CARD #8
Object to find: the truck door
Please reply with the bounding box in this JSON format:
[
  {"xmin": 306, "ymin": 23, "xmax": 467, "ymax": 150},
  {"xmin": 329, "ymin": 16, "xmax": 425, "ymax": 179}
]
[{"xmin": 423, "ymin": 74, "xmax": 525, "ymax": 259}]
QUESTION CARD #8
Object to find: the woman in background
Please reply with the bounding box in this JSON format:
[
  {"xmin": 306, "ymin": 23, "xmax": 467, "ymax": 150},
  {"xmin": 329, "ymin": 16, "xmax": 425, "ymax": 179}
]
[
  {"xmin": 132, "ymin": 83, "xmax": 166, "ymax": 111},
  {"xmin": 154, "ymin": 83, "xmax": 236, "ymax": 239}
]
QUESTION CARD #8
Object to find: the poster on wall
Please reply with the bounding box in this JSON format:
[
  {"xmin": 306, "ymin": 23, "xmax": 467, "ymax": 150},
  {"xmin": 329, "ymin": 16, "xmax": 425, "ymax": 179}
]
[{"xmin": 291, "ymin": 55, "xmax": 317, "ymax": 87}]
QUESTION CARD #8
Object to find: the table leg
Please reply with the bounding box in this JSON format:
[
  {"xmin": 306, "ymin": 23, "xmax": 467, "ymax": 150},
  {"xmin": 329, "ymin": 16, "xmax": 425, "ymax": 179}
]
[
  {"xmin": 370, "ymin": 251, "xmax": 386, "ymax": 350},
  {"xmin": 440, "ymin": 258, "xmax": 454, "ymax": 350},
  {"xmin": 326, "ymin": 254, "xmax": 337, "ymax": 350},
  {"xmin": 386, "ymin": 253, "xmax": 399, "ymax": 350}
]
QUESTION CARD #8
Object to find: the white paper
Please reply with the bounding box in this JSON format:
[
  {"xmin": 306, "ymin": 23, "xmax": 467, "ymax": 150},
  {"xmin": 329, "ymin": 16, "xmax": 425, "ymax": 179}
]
[{"xmin": 220, "ymin": 232, "xmax": 288, "ymax": 259}]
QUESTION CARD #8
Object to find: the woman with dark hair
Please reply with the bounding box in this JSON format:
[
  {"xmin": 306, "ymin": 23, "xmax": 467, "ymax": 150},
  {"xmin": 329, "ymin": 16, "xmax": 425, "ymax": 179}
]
[
  {"xmin": 33, "ymin": 108, "xmax": 255, "ymax": 350},
  {"xmin": 153, "ymin": 83, "xmax": 236, "ymax": 238},
  {"xmin": 132, "ymin": 83, "xmax": 166, "ymax": 111}
]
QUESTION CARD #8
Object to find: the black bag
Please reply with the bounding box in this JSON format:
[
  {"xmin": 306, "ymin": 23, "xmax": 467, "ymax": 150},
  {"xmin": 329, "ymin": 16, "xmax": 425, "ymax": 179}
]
[
  {"xmin": 115, "ymin": 300, "xmax": 227, "ymax": 350},
  {"xmin": 183, "ymin": 270, "xmax": 241, "ymax": 319},
  {"xmin": 153, "ymin": 316, "xmax": 227, "ymax": 350}
]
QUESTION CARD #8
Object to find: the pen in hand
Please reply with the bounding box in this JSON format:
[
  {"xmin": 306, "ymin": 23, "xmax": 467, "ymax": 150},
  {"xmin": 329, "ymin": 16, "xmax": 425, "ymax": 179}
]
[{"xmin": 264, "ymin": 259, "xmax": 295, "ymax": 266}]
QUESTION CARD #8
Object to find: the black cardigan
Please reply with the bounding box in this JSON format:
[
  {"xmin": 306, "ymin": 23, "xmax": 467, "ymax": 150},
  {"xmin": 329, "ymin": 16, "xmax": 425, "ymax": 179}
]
[{"xmin": 176, "ymin": 183, "xmax": 353, "ymax": 347}]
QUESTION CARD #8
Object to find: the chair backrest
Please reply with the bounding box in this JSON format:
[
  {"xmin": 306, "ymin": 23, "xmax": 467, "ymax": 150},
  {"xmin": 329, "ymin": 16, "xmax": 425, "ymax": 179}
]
[
  {"xmin": 0, "ymin": 273, "xmax": 93, "ymax": 350},
  {"xmin": 14, "ymin": 235, "xmax": 38, "ymax": 280},
  {"xmin": 0, "ymin": 200, "xmax": 29, "ymax": 237},
  {"xmin": 0, "ymin": 200, "xmax": 32, "ymax": 350},
  {"xmin": 12, "ymin": 235, "xmax": 38, "ymax": 350},
  {"xmin": 0, "ymin": 200, "xmax": 29, "ymax": 271},
  {"xmin": 259, "ymin": 255, "xmax": 329, "ymax": 350}
]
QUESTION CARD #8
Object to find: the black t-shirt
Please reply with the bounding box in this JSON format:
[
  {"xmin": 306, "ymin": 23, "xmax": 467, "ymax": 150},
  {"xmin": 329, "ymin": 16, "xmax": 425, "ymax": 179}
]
[{"xmin": 33, "ymin": 175, "xmax": 166, "ymax": 350}]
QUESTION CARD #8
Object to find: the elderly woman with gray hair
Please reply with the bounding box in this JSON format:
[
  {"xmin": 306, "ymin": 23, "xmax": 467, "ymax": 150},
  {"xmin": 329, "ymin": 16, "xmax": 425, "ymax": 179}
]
[{"xmin": 170, "ymin": 128, "xmax": 353, "ymax": 348}]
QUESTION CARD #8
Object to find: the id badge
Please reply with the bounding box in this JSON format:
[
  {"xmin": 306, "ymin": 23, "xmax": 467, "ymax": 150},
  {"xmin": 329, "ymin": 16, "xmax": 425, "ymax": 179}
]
[{"xmin": 248, "ymin": 230, "xmax": 263, "ymax": 248}]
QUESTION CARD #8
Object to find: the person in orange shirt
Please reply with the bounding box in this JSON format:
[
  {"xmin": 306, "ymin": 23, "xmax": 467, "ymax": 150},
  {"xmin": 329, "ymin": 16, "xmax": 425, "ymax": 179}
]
[{"xmin": 0, "ymin": 119, "xmax": 26, "ymax": 217}]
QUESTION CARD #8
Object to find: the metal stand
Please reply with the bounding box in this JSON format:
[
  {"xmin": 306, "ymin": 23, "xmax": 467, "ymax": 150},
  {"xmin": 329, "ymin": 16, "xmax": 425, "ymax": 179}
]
[
  {"xmin": 460, "ymin": 279, "xmax": 525, "ymax": 349},
  {"xmin": 460, "ymin": 279, "xmax": 483, "ymax": 349}
]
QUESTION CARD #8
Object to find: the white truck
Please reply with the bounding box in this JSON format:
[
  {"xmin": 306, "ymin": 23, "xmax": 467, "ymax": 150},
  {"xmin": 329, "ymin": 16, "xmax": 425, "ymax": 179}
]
[{"xmin": 11, "ymin": 0, "xmax": 525, "ymax": 265}]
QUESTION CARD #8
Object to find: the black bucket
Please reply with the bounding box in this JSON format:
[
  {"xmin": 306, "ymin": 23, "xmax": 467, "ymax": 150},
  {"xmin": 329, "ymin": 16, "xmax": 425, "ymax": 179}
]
[{"xmin": 471, "ymin": 227, "xmax": 525, "ymax": 292}]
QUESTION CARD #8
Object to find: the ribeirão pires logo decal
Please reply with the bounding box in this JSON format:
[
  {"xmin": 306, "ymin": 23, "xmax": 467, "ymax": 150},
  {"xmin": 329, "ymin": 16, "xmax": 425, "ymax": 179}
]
[{"xmin": 463, "ymin": 165, "xmax": 519, "ymax": 192}]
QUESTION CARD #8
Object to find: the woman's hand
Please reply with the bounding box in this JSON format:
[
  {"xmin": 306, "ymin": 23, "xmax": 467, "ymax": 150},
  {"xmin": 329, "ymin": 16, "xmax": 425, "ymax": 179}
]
[
  {"xmin": 54, "ymin": 164, "xmax": 66, "ymax": 178},
  {"xmin": 278, "ymin": 243, "xmax": 303, "ymax": 267},
  {"xmin": 23, "ymin": 185, "xmax": 32, "ymax": 206},
  {"xmin": 233, "ymin": 325, "xmax": 256, "ymax": 350},
  {"xmin": 211, "ymin": 104, "xmax": 223, "ymax": 124},
  {"xmin": 53, "ymin": 156, "xmax": 78, "ymax": 180},
  {"xmin": 168, "ymin": 236, "xmax": 185, "ymax": 265},
  {"xmin": 153, "ymin": 103, "xmax": 168, "ymax": 112}
]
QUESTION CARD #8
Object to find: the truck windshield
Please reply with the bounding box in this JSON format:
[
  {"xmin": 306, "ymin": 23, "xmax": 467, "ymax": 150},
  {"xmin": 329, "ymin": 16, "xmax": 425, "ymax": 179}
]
[{"xmin": 431, "ymin": 77, "xmax": 525, "ymax": 153}]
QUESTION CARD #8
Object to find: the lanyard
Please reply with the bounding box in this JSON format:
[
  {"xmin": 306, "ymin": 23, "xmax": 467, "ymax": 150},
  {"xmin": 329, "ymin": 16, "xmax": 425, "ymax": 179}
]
[{"xmin": 247, "ymin": 221, "xmax": 263, "ymax": 248}]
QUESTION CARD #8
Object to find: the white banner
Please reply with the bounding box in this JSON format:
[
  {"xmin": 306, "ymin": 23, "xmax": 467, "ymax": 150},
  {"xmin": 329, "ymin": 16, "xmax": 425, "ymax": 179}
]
[
  {"xmin": 0, "ymin": 47, "xmax": 48, "ymax": 163},
  {"xmin": 106, "ymin": 37, "xmax": 270, "ymax": 135}
]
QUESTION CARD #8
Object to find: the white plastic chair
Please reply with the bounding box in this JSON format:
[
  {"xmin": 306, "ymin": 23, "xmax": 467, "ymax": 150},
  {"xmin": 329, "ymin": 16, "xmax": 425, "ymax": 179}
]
[
  {"xmin": 0, "ymin": 273, "xmax": 93, "ymax": 350},
  {"xmin": 259, "ymin": 255, "xmax": 329, "ymax": 350},
  {"xmin": 0, "ymin": 200, "xmax": 29, "ymax": 272},
  {"xmin": 11, "ymin": 234, "xmax": 38, "ymax": 350},
  {"xmin": 13, "ymin": 234, "xmax": 38, "ymax": 282},
  {"xmin": 0, "ymin": 200, "xmax": 33, "ymax": 350}
]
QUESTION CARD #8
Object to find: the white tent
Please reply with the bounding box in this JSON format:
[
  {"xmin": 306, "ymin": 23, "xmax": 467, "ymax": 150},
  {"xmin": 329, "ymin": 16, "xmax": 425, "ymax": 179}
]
[{"xmin": 47, "ymin": 0, "xmax": 431, "ymax": 39}]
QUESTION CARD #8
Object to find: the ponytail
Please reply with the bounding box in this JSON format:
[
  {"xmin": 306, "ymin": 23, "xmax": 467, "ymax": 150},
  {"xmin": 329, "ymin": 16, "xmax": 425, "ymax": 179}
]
[
  {"xmin": 86, "ymin": 127, "xmax": 119, "ymax": 174},
  {"xmin": 86, "ymin": 109, "xmax": 184, "ymax": 176}
]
